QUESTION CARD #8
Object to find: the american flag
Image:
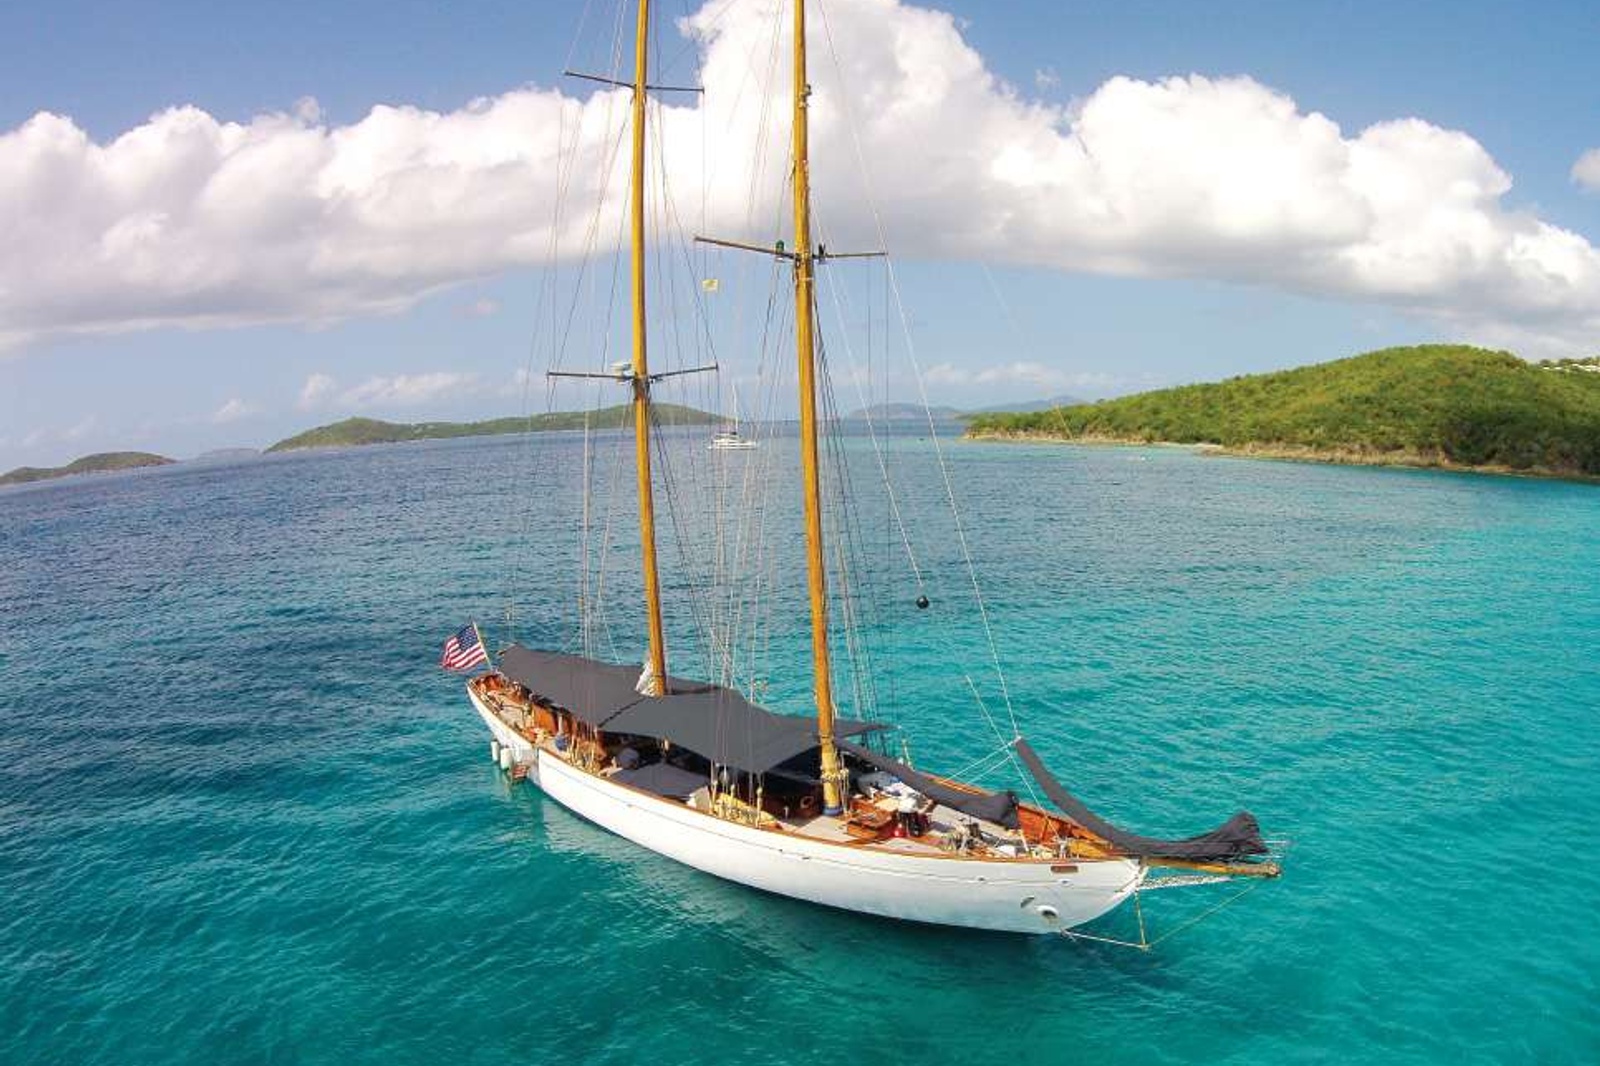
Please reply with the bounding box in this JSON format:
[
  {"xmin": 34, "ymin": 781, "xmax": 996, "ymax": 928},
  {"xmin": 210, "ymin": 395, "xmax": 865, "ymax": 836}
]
[{"xmin": 440, "ymin": 623, "xmax": 488, "ymax": 671}]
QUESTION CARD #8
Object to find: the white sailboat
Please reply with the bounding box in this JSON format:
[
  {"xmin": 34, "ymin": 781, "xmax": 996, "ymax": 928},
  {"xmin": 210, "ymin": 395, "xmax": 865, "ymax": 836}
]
[
  {"xmin": 464, "ymin": 0, "xmax": 1279, "ymax": 938},
  {"xmin": 709, "ymin": 382, "xmax": 758, "ymax": 450}
]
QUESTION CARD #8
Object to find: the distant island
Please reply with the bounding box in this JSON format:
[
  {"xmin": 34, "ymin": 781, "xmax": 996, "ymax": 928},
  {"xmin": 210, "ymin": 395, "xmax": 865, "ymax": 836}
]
[
  {"xmin": 265, "ymin": 404, "xmax": 720, "ymax": 453},
  {"xmin": 966, "ymin": 345, "xmax": 1600, "ymax": 480},
  {"xmin": 15, "ymin": 351, "xmax": 1598, "ymax": 486},
  {"xmin": 0, "ymin": 451, "xmax": 174, "ymax": 487},
  {"xmin": 192, "ymin": 448, "xmax": 263, "ymax": 462},
  {"xmin": 844, "ymin": 395, "xmax": 1085, "ymax": 421},
  {"xmin": 845, "ymin": 402, "xmax": 965, "ymax": 421},
  {"xmin": 1, "ymin": 406, "xmax": 724, "ymax": 487}
]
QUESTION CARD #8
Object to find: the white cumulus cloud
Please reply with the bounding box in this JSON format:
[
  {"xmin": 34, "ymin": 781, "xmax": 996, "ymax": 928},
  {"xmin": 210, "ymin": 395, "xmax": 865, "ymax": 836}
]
[
  {"xmin": 297, "ymin": 372, "xmax": 337, "ymax": 410},
  {"xmin": 926, "ymin": 361, "xmax": 1067, "ymax": 387},
  {"xmin": 64, "ymin": 414, "xmax": 98, "ymax": 440},
  {"xmin": 339, "ymin": 372, "xmax": 479, "ymax": 408},
  {"xmin": 0, "ymin": 0, "xmax": 1596, "ymax": 356},
  {"xmin": 211, "ymin": 397, "xmax": 252, "ymax": 423},
  {"xmin": 21, "ymin": 414, "xmax": 98, "ymax": 450},
  {"xmin": 1573, "ymin": 148, "xmax": 1600, "ymax": 192},
  {"xmin": 924, "ymin": 360, "xmax": 1143, "ymax": 395},
  {"xmin": 456, "ymin": 297, "xmax": 501, "ymax": 318}
]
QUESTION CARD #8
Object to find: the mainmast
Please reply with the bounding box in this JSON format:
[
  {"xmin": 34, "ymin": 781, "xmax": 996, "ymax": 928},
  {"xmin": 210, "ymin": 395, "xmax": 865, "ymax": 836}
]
[
  {"xmin": 631, "ymin": 0, "xmax": 669, "ymax": 695},
  {"xmin": 791, "ymin": 0, "xmax": 846, "ymax": 814}
]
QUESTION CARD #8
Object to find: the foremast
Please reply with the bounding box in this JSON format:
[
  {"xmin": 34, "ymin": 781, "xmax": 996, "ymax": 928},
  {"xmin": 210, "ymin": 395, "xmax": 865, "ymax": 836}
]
[
  {"xmin": 790, "ymin": 0, "xmax": 846, "ymax": 814},
  {"xmin": 630, "ymin": 0, "xmax": 669, "ymax": 696}
]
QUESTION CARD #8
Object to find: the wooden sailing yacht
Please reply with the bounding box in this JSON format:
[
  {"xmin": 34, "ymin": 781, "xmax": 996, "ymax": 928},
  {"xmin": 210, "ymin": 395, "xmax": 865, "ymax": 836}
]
[{"xmin": 465, "ymin": 0, "xmax": 1279, "ymax": 938}]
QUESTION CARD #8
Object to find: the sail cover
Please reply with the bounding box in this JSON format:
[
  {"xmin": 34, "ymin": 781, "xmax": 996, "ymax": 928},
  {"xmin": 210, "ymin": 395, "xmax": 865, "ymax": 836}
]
[
  {"xmin": 835, "ymin": 740, "xmax": 1020, "ymax": 829},
  {"xmin": 1015, "ymin": 739, "xmax": 1268, "ymax": 861},
  {"xmin": 498, "ymin": 646, "xmax": 887, "ymax": 774}
]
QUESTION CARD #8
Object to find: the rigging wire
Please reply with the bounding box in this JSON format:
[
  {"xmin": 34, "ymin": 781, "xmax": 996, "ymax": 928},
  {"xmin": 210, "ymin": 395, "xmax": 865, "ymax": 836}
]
[
  {"xmin": 817, "ymin": 254, "xmax": 926, "ymax": 598},
  {"xmin": 979, "ymin": 262, "xmax": 1083, "ymax": 444},
  {"xmin": 814, "ymin": 331, "xmax": 892, "ymax": 727},
  {"xmin": 815, "ymin": 0, "xmax": 1027, "ymax": 761},
  {"xmin": 505, "ymin": 6, "xmax": 635, "ymax": 648},
  {"xmin": 510, "ymin": 0, "xmax": 1029, "ymax": 804}
]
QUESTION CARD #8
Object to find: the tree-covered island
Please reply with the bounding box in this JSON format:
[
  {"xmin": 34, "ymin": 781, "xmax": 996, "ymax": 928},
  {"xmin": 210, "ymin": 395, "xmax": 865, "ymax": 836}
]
[
  {"xmin": 0, "ymin": 452, "xmax": 175, "ymax": 486},
  {"xmin": 965, "ymin": 345, "xmax": 1600, "ymax": 479},
  {"xmin": 265, "ymin": 403, "xmax": 720, "ymax": 452}
]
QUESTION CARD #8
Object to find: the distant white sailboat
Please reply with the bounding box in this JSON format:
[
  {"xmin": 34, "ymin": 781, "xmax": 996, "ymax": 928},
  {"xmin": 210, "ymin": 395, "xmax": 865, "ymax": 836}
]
[{"xmin": 710, "ymin": 381, "xmax": 757, "ymax": 450}]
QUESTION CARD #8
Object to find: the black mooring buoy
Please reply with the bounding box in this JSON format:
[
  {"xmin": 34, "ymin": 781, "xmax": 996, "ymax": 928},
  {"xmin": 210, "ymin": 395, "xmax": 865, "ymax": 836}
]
[{"xmin": 915, "ymin": 594, "xmax": 930, "ymax": 610}]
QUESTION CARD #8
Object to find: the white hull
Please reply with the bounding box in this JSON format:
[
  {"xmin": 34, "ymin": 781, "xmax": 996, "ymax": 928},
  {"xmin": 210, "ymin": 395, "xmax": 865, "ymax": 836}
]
[
  {"xmin": 472, "ymin": 692, "xmax": 541, "ymax": 781},
  {"xmin": 469, "ymin": 688, "xmax": 1141, "ymax": 934}
]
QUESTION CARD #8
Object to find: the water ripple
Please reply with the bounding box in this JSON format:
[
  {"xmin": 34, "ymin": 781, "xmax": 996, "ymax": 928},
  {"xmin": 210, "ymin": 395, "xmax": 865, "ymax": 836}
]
[{"xmin": 2, "ymin": 435, "xmax": 1596, "ymax": 1064}]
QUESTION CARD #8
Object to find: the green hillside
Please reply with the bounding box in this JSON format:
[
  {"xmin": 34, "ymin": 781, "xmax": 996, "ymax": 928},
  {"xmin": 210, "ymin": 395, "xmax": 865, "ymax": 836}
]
[
  {"xmin": 966, "ymin": 345, "xmax": 1600, "ymax": 477},
  {"xmin": 1, "ymin": 451, "xmax": 175, "ymax": 486},
  {"xmin": 266, "ymin": 404, "xmax": 720, "ymax": 453}
]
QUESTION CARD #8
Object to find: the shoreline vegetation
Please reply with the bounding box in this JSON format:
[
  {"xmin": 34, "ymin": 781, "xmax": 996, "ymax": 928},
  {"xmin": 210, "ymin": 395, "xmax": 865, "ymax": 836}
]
[
  {"xmin": 965, "ymin": 432, "xmax": 1600, "ymax": 483},
  {"xmin": 262, "ymin": 403, "xmax": 719, "ymax": 453},
  {"xmin": 965, "ymin": 346, "xmax": 1600, "ymax": 482},
  {"xmin": 0, "ymin": 404, "xmax": 716, "ymax": 486},
  {"xmin": 11, "ymin": 347, "xmax": 1600, "ymax": 487},
  {"xmin": 0, "ymin": 452, "xmax": 174, "ymax": 487},
  {"xmin": 1, "ymin": 405, "xmax": 722, "ymax": 487}
]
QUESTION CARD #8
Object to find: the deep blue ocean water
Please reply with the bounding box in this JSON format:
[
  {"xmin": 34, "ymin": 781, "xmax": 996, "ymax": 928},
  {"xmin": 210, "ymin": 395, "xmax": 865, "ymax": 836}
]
[{"xmin": 2, "ymin": 432, "xmax": 1597, "ymax": 1064}]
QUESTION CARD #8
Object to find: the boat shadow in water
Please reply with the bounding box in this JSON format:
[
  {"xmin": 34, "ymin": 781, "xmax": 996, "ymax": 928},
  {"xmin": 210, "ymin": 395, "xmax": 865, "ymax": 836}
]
[{"xmin": 522, "ymin": 786, "xmax": 1309, "ymax": 1065}]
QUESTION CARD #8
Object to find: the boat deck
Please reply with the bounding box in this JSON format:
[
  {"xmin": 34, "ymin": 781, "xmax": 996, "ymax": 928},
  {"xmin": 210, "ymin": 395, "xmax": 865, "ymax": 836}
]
[{"xmin": 475, "ymin": 680, "xmax": 1037, "ymax": 860}]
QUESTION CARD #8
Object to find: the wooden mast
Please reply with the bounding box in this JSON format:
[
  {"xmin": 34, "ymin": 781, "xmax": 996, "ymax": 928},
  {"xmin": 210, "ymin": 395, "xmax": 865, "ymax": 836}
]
[
  {"xmin": 791, "ymin": 0, "xmax": 845, "ymax": 814},
  {"xmin": 631, "ymin": 0, "xmax": 669, "ymax": 696}
]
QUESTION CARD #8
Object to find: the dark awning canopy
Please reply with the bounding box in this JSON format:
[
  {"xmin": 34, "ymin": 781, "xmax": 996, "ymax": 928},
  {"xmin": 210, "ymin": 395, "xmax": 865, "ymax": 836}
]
[
  {"xmin": 500, "ymin": 645, "xmax": 706, "ymax": 720},
  {"xmin": 498, "ymin": 645, "xmax": 888, "ymax": 774},
  {"xmin": 611, "ymin": 762, "xmax": 709, "ymax": 799},
  {"xmin": 1015, "ymin": 738, "xmax": 1268, "ymax": 861}
]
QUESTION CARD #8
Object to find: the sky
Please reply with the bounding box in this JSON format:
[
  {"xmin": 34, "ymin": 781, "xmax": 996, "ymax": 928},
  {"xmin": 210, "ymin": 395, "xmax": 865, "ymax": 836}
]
[{"xmin": 2, "ymin": 0, "xmax": 1598, "ymax": 469}]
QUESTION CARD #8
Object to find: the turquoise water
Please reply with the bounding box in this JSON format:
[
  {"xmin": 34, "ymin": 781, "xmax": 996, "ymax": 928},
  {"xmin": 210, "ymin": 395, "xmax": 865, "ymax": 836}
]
[{"xmin": 2, "ymin": 433, "xmax": 1597, "ymax": 1064}]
